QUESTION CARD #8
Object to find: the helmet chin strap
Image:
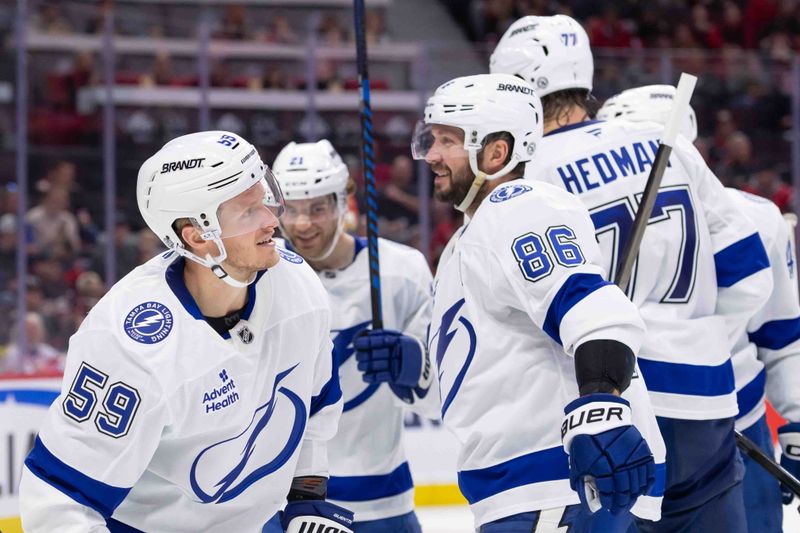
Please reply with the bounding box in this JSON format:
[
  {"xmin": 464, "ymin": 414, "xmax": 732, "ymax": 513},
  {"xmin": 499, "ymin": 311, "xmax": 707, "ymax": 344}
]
[
  {"xmin": 454, "ymin": 150, "xmax": 520, "ymax": 213},
  {"xmin": 176, "ymin": 234, "xmax": 255, "ymax": 288}
]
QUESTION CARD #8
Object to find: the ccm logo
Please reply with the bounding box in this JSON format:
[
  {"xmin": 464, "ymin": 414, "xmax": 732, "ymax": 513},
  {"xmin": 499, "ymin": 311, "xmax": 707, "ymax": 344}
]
[
  {"xmin": 561, "ymin": 406, "xmax": 624, "ymax": 439},
  {"xmin": 786, "ymin": 444, "xmax": 800, "ymax": 458},
  {"xmin": 161, "ymin": 158, "xmax": 205, "ymax": 173}
]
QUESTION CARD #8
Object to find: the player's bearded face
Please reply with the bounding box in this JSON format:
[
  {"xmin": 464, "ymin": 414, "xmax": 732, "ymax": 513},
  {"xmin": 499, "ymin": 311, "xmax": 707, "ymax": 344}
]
[
  {"xmin": 279, "ymin": 195, "xmax": 341, "ymax": 259},
  {"xmin": 426, "ymin": 125, "xmax": 475, "ymax": 205}
]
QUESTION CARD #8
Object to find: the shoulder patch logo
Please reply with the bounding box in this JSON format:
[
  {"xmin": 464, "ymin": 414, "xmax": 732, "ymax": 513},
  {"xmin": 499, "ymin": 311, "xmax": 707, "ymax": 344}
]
[
  {"xmin": 124, "ymin": 302, "xmax": 174, "ymax": 344},
  {"xmin": 278, "ymin": 247, "xmax": 304, "ymax": 264},
  {"xmin": 490, "ymin": 183, "xmax": 533, "ymax": 203}
]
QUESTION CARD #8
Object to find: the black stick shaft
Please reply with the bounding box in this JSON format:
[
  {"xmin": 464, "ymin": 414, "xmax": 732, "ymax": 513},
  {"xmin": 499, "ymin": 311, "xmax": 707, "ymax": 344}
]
[
  {"xmin": 353, "ymin": 0, "xmax": 383, "ymax": 329},
  {"xmin": 614, "ymin": 145, "xmax": 672, "ymax": 288},
  {"xmin": 736, "ymin": 429, "xmax": 800, "ymax": 496}
]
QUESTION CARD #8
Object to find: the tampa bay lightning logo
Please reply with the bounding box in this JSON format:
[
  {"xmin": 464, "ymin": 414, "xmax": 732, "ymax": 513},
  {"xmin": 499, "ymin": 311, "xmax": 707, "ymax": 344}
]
[
  {"xmin": 190, "ymin": 365, "xmax": 306, "ymax": 504},
  {"xmin": 431, "ymin": 298, "xmax": 477, "ymax": 418},
  {"xmin": 332, "ymin": 320, "xmax": 376, "ymax": 412},
  {"xmin": 278, "ymin": 247, "xmax": 304, "ymax": 264},
  {"xmin": 490, "ymin": 183, "xmax": 532, "ymax": 203},
  {"xmin": 123, "ymin": 302, "xmax": 173, "ymax": 344}
]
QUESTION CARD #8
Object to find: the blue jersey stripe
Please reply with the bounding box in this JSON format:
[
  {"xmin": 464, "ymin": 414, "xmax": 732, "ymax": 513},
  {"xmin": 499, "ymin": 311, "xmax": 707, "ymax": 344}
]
[
  {"xmin": 107, "ymin": 518, "xmax": 146, "ymax": 533},
  {"xmin": 310, "ymin": 365, "xmax": 342, "ymax": 417},
  {"xmin": 458, "ymin": 446, "xmax": 570, "ymax": 504},
  {"xmin": 328, "ymin": 462, "xmax": 413, "ymax": 502},
  {"xmin": 25, "ymin": 436, "xmax": 131, "ymax": 519},
  {"xmin": 749, "ymin": 317, "xmax": 800, "ymax": 351},
  {"xmin": 638, "ymin": 358, "xmax": 735, "ymax": 396},
  {"xmin": 542, "ymin": 273, "xmax": 612, "ymax": 346},
  {"xmin": 651, "ymin": 462, "xmax": 667, "ymax": 497},
  {"xmin": 714, "ymin": 233, "xmax": 769, "ymax": 288},
  {"xmin": 736, "ymin": 367, "xmax": 766, "ymax": 420}
]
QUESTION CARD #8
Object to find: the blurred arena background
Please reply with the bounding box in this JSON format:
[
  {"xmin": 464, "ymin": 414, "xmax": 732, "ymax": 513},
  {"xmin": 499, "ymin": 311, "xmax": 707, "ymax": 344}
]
[{"xmin": 0, "ymin": 0, "xmax": 798, "ymax": 530}]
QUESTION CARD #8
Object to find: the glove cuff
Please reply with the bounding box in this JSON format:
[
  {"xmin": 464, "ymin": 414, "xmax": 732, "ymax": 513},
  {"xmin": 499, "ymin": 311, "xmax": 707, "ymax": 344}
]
[
  {"xmin": 561, "ymin": 394, "xmax": 631, "ymax": 453},
  {"xmin": 779, "ymin": 423, "xmax": 800, "ymax": 458}
]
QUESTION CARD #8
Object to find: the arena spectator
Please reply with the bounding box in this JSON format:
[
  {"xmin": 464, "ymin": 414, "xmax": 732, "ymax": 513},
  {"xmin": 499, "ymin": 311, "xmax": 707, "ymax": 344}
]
[
  {"xmin": 29, "ymin": 3, "xmax": 73, "ymax": 35},
  {"xmin": 26, "ymin": 187, "xmax": 81, "ymax": 258},
  {"xmin": 214, "ymin": 5, "xmax": 248, "ymax": 40},
  {"xmin": 260, "ymin": 14, "xmax": 298, "ymax": 44},
  {"xmin": 716, "ymin": 131, "xmax": 756, "ymax": 188},
  {"xmin": 743, "ymin": 167, "xmax": 793, "ymax": 213},
  {"xmin": 587, "ymin": 6, "xmax": 632, "ymax": 48},
  {"xmin": 377, "ymin": 155, "xmax": 419, "ymax": 245},
  {"xmin": 1, "ymin": 312, "xmax": 64, "ymax": 374},
  {"xmin": 318, "ymin": 13, "xmax": 348, "ymax": 45}
]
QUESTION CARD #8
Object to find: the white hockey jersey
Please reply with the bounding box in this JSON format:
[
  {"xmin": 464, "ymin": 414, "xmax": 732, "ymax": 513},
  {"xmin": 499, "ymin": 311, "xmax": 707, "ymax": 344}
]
[
  {"xmin": 725, "ymin": 189, "xmax": 800, "ymax": 430},
  {"xmin": 19, "ymin": 249, "xmax": 342, "ymax": 533},
  {"xmin": 301, "ymin": 236, "xmax": 437, "ymax": 522},
  {"xmin": 430, "ymin": 180, "xmax": 665, "ymax": 528},
  {"xmin": 528, "ymin": 120, "xmax": 772, "ymax": 420}
]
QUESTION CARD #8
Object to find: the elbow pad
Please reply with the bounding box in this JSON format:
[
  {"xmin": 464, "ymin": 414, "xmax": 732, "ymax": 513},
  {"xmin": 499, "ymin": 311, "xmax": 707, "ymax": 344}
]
[{"xmin": 574, "ymin": 339, "xmax": 635, "ymax": 396}]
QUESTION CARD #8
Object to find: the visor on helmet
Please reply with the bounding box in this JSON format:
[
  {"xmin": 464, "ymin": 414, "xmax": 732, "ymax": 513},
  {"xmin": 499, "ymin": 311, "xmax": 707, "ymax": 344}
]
[
  {"xmin": 410, "ymin": 121, "xmax": 469, "ymax": 161},
  {"xmin": 216, "ymin": 167, "xmax": 285, "ymax": 239},
  {"xmin": 281, "ymin": 194, "xmax": 341, "ymax": 226}
]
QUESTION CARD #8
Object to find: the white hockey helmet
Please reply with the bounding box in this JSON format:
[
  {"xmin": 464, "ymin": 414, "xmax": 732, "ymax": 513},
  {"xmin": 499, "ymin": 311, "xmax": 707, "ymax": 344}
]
[
  {"xmin": 597, "ymin": 84, "xmax": 698, "ymax": 142},
  {"xmin": 411, "ymin": 73, "xmax": 543, "ymax": 212},
  {"xmin": 272, "ymin": 139, "xmax": 350, "ymax": 261},
  {"xmin": 489, "ymin": 15, "xmax": 593, "ymax": 98},
  {"xmin": 137, "ymin": 131, "xmax": 285, "ymax": 287},
  {"xmin": 272, "ymin": 139, "xmax": 349, "ymax": 212}
]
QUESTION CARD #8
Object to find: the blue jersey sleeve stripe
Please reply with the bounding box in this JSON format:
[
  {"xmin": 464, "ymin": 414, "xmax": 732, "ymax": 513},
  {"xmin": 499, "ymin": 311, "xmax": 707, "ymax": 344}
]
[
  {"xmin": 748, "ymin": 317, "xmax": 800, "ymax": 351},
  {"xmin": 714, "ymin": 232, "xmax": 770, "ymax": 288},
  {"xmin": 542, "ymin": 273, "xmax": 612, "ymax": 346},
  {"xmin": 24, "ymin": 436, "xmax": 131, "ymax": 519},
  {"xmin": 106, "ymin": 518, "xmax": 146, "ymax": 533},
  {"xmin": 638, "ymin": 358, "xmax": 735, "ymax": 397},
  {"xmin": 309, "ymin": 370, "xmax": 342, "ymax": 418},
  {"xmin": 457, "ymin": 446, "xmax": 570, "ymax": 504},
  {"xmin": 736, "ymin": 368, "xmax": 766, "ymax": 421},
  {"xmin": 328, "ymin": 461, "xmax": 413, "ymax": 502},
  {"xmin": 650, "ymin": 462, "xmax": 666, "ymax": 497}
]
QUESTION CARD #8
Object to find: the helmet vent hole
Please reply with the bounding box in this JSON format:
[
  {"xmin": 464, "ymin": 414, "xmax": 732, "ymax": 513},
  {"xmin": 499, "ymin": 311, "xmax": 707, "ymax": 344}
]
[
  {"xmin": 542, "ymin": 46, "xmax": 548, "ymax": 56},
  {"xmin": 211, "ymin": 161, "xmax": 223, "ymax": 168}
]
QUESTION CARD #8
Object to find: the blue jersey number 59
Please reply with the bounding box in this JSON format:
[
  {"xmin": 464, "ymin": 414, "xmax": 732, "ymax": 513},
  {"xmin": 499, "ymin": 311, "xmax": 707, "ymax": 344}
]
[{"xmin": 63, "ymin": 362, "xmax": 141, "ymax": 438}]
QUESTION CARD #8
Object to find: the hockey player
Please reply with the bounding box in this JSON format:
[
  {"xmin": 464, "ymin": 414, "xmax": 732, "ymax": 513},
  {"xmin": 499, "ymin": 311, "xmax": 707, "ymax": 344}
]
[
  {"xmin": 598, "ymin": 84, "xmax": 800, "ymax": 533},
  {"xmin": 269, "ymin": 139, "xmax": 436, "ymax": 532},
  {"xmin": 491, "ymin": 17, "xmax": 773, "ymax": 532},
  {"xmin": 18, "ymin": 131, "xmax": 353, "ymax": 533},
  {"xmin": 412, "ymin": 72, "xmax": 666, "ymax": 532}
]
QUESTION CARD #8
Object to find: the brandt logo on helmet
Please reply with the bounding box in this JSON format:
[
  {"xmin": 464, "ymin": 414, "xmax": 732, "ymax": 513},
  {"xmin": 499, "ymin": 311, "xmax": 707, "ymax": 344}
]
[
  {"xmin": 161, "ymin": 158, "xmax": 205, "ymax": 173},
  {"xmin": 650, "ymin": 93, "xmax": 673, "ymax": 100},
  {"xmin": 498, "ymin": 83, "xmax": 535, "ymax": 95},
  {"xmin": 124, "ymin": 302, "xmax": 173, "ymax": 344},
  {"xmin": 509, "ymin": 23, "xmax": 538, "ymax": 37}
]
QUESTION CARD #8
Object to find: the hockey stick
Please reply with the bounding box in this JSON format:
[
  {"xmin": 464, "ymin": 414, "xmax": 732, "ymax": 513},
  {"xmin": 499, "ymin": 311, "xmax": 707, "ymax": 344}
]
[
  {"xmin": 612, "ymin": 73, "xmax": 800, "ymax": 499},
  {"xmin": 353, "ymin": 0, "xmax": 383, "ymax": 329},
  {"xmin": 735, "ymin": 428, "xmax": 800, "ymax": 498},
  {"xmin": 614, "ymin": 73, "xmax": 697, "ymax": 288}
]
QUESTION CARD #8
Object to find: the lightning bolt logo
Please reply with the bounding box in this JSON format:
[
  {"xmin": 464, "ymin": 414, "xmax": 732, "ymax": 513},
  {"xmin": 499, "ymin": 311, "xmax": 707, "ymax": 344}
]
[
  {"xmin": 124, "ymin": 302, "xmax": 174, "ymax": 345},
  {"xmin": 433, "ymin": 298, "xmax": 477, "ymax": 418}
]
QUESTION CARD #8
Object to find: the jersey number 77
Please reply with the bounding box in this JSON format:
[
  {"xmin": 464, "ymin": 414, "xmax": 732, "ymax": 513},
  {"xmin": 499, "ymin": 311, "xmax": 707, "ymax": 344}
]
[{"xmin": 590, "ymin": 184, "xmax": 699, "ymax": 303}]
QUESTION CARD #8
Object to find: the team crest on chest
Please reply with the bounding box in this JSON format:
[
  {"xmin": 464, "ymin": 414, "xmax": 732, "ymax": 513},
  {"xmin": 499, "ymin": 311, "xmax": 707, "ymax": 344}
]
[
  {"xmin": 278, "ymin": 247, "xmax": 304, "ymax": 264},
  {"xmin": 490, "ymin": 183, "xmax": 532, "ymax": 203}
]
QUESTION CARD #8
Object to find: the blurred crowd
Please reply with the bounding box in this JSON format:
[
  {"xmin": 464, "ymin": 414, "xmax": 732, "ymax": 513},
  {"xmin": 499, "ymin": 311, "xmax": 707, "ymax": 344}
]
[{"xmin": 0, "ymin": 0, "xmax": 797, "ymax": 375}]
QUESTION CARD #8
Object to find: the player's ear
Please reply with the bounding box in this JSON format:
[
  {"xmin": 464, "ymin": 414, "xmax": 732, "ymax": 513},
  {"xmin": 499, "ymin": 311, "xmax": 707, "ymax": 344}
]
[
  {"xmin": 481, "ymin": 138, "xmax": 510, "ymax": 174},
  {"xmin": 180, "ymin": 222, "xmax": 207, "ymax": 254}
]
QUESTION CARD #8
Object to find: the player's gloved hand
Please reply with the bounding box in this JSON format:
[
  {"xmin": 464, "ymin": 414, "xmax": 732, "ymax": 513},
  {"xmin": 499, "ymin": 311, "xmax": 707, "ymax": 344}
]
[
  {"xmin": 777, "ymin": 422, "xmax": 800, "ymax": 504},
  {"xmin": 354, "ymin": 329, "xmax": 432, "ymax": 403},
  {"xmin": 280, "ymin": 500, "xmax": 354, "ymax": 533},
  {"xmin": 561, "ymin": 394, "xmax": 655, "ymax": 515}
]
